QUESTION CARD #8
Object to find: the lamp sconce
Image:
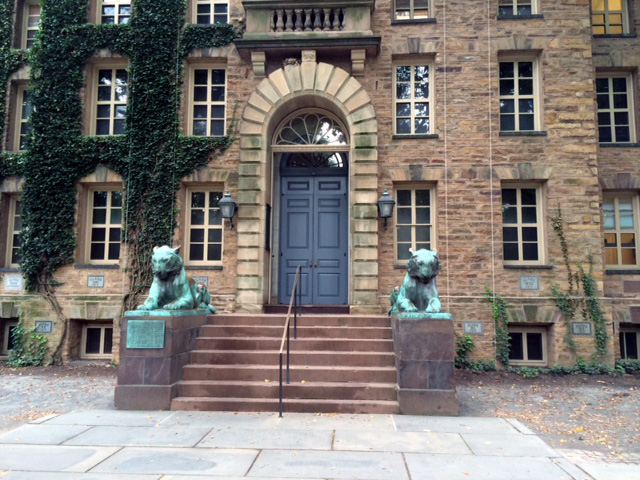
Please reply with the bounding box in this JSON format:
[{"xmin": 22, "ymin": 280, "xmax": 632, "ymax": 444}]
[
  {"xmin": 219, "ymin": 191, "xmax": 238, "ymax": 230},
  {"xmin": 377, "ymin": 188, "xmax": 396, "ymax": 231}
]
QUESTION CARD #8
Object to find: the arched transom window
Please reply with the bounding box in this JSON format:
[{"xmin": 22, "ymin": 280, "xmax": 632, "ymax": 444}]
[{"xmin": 275, "ymin": 111, "xmax": 348, "ymax": 147}]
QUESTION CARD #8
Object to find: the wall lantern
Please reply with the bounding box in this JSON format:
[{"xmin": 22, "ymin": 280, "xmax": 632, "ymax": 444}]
[
  {"xmin": 377, "ymin": 188, "xmax": 396, "ymax": 230},
  {"xmin": 219, "ymin": 191, "xmax": 238, "ymax": 230}
]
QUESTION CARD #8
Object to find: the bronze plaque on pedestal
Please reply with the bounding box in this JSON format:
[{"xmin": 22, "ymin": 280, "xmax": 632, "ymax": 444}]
[{"xmin": 126, "ymin": 320, "xmax": 166, "ymax": 349}]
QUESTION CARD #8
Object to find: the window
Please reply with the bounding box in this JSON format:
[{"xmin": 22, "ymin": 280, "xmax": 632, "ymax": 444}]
[
  {"xmin": 499, "ymin": 60, "xmax": 539, "ymax": 132},
  {"xmin": 395, "ymin": 186, "xmax": 434, "ymax": 261},
  {"xmin": 87, "ymin": 189, "xmax": 123, "ymax": 263},
  {"xmin": 6, "ymin": 196, "xmax": 22, "ymax": 268},
  {"xmin": 1, "ymin": 321, "xmax": 19, "ymax": 356},
  {"xmin": 592, "ymin": 0, "xmax": 628, "ymax": 35},
  {"xmin": 394, "ymin": 63, "xmax": 432, "ymax": 135},
  {"xmin": 620, "ymin": 327, "xmax": 639, "ymax": 360},
  {"xmin": 81, "ymin": 323, "xmax": 113, "ymax": 358},
  {"xmin": 394, "ymin": 0, "xmax": 430, "ymax": 21},
  {"xmin": 498, "ymin": 0, "xmax": 536, "ymax": 17},
  {"xmin": 603, "ymin": 194, "xmax": 639, "ymax": 267},
  {"xmin": 596, "ymin": 75, "xmax": 635, "ymax": 144},
  {"xmin": 15, "ymin": 85, "xmax": 32, "ymax": 151},
  {"xmin": 22, "ymin": 0, "xmax": 41, "ymax": 49},
  {"xmin": 502, "ymin": 186, "xmax": 544, "ymax": 265},
  {"xmin": 99, "ymin": 0, "xmax": 132, "ymax": 24},
  {"xmin": 508, "ymin": 326, "xmax": 547, "ymax": 366},
  {"xmin": 190, "ymin": 68, "xmax": 226, "ymax": 137},
  {"xmin": 94, "ymin": 68, "xmax": 128, "ymax": 135},
  {"xmin": 194, "ymin": 1, "xmax": 228, "ymax": 24},
  {"xmin": 186, "ymin": 190, "xmax": 223, "ymax": 264}
]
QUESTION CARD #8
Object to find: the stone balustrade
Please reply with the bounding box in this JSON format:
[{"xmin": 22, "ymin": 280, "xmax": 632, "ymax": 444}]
[{"xmin": 270, "ymin": 8, "xmax": 345, "ymax": 32}]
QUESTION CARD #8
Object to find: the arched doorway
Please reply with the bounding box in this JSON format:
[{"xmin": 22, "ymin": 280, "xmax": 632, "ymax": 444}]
[{"xmin": 273, "ymin": 110, "xmax": 349, "ymax": 305}]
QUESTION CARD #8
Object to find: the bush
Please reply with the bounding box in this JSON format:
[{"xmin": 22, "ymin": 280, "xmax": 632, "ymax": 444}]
[
  {"xmin": 455, "ymin": 334, "xmax": 475, "ymax": 369},
  {"xmin": 615, "ymin": 360, "xmax": 640, "ymax": 374},
  {"xmin": 7, "ymin": 318, "xmax": 48, "ymax": 367}
]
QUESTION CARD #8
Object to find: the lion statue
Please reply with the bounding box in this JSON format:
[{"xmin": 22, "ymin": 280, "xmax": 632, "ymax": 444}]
[
  {"xmin": 137, "ymin": 245, "xmax": 216, "ymax": 313},
  {"xmin": 389, "ymin": 248, "xmax": 442, "ymax": 314}
]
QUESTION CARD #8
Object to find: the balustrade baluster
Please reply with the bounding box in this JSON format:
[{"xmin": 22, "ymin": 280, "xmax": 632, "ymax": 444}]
[
  {"xmin": 303, "ymin": 9, "xmax": 312, "ymax": 31},
  {"xmin": 313, "ymin": 8, "xmax": 322, "ymax": 31},
  {"xmin": 323, "ymin": 8, "xmax": 331, "ymax": 30},
  {"xmin": 270, "ymin": 10, "xmax": 276, "ymax": 32},
  {"xmin": 285, "ymin": 8, "xmax": 294, "ymax": 31},
  {"xmin": 338, "ymin": 7, "xmax": 345, "ymax": 30},
  {"xmin": 276, "ymin": 9, "xmax": 284, "ymax": 32},
  {"xmin": 294, "ymin": 9, "xmax": 303, "ymax": 31}
]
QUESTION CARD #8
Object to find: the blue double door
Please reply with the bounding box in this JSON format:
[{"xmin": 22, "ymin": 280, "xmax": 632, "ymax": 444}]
[{"xmin": 278, "ymin": 175, "xmax": 348, "ymax": 305}]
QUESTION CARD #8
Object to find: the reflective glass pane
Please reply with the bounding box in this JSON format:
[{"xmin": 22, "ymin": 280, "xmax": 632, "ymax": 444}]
[
  {"xmin": 212, "ymin": 69, "xmax": 225, "ymax": 84},
  {"xmin": 519, "ymin": 79, "xmax": 533, "ymax": 96},
  {"xmin": 86, "ymin": 328, "xmax": 102, "ymax": 354},
  {"xmin": 115, "ymin": 70, "xmax": 127, "ymax": 84},
  {"xmin": 211, "ymin": 86, "xmax": 225, "ymax": 102},
  {"xmin": 193, "ymin": 120, "xmax": 206, "ymax": 136},
  {"xmin": 396, "ymin": 118, "xmax": 411, "ymax": 134},
  {"xmin": 416, "ymin": 190, "xmax": 430, "ymax": 206},
  {"xmin": 522, "ymin": 206, "xmax": 537, "ymax": 223},
  {"xmin": 518, "ymin": 62, "xmax": 533, "ymax": 78},
  {"xmin": 396, "ymin": 103, "xmax": 411, "ymax": 117},
  {"xmin": 502, "ymin": 206, "xmax": 517, "ymax": 223},
  {"xmin": 396, "ymin": 83, "xmax": 411, "ymax": 100},
  {"xmin": 207, "ymin": 244, "xmax": 222, "ymax": 261},
  {"xmin": 500, "ymin": 99, "xmax": 514, "ymax": 113},
  {"xmin": 209, "ymin": 193, "xmax": 221, "ymax": 208},
  {"xmin": 191, "ymin": 210, "xmax": 205, "ymax": 225},
  {"xmin": 415, "ymin": 118, "xmax": 429, "ymax": 133},
  {"xmin": 115, "ymin": 86, "xmax": 127, "ymax": 102},
  {"xmin": 414, "ymin": 65, "xmax": 429, "ymax": 82},
  {"xmin": 499, "ymin": 62, "xmax": 514, "ymax": 79},
  {"xmin": 396, "ymin": 66, "xmax": 411, "ymax": 82},
  {"xmin": 519, "ymin": 99, "xmax": 534, "ymax": 114},
  {"xmin": 415, "ymin": 83, "xmax": 429, "ymax": 99},
  {"xmin": 115, "ymin": 105, "xmax": 127, "ymax": 118},
  {"xmin": 110, "ymin": 208, "xmax": 122, "ymax": 225},
  {"xmin": 526, "ymin": 333, "xmax": 544, "ymax": 361},
  {"xmin": 397, "ymin": 226, "xmax": 411, "ymax": 242},
  {"xmin": 416, "ymin": 208, "xmax": 430, "ymax": 224},
  {"xmin": 500, "ymin": 80, "xmax": 515, "ymax": 96},
  {"xmin": 397, "ymin": 243, "xmax": 412, "ymax": 260},
  {"xmin": 397, "ymin": 190, "xmax": 411, "ymax": 206},
  {"xmin": 416, "ymin": 226, "xmax": 430, "ymax": 242},
  {"xmin": 208, "ymin": 228, "xmax": 222, "ymax": 242},
  {"xmin": 209, "ymin": 209, "xmax": 222, "ymax": 225},
  {"xmin": 508, "ymin": 332, "xmax": 524, "ymax": 360},
  {"xmin": 194, "ymin": 105, "xmax": 207, "ymax": 119},
  {"xmin": 415, "ymin": 103, "xmax": 429, "ymax": 117},
  {"xmin": 397, "ymin": 208, "xmax": 412, "ymax": 225}
]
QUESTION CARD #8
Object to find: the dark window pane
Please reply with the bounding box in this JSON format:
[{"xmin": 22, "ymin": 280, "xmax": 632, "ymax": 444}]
[
  {"xmin": 194, "ymin": 70, "xmax": 208, "ymax": 85},
  {"xmin": 614, "ymin": 112, "xmax": 629, "ymax": 126},
  {"xmin": 113, "ymin": 120, "xmax": 125, "ymax": 135},
  {"xmin": 211, "ymin": 105, "xmax": 224, "ymax": 119},
  {"xmin": 108, "ymin": 243, "xmax": 120, "ymax": 260},
  {"xmin": 503, "ymin": 242, "xmax": 519, "ymax": 261},
  {"xmin": 209, "ymin": 209, "xmax": 222, "ymax": 225},
  {"xmin": 598, "ymin": 112, "xmax": 611, "ymax": 126},
  {"xmin": 396, "ymin": 83, "xmax": 411, "ymax": 100},
  {"xmin": 595, "ymin": 78, "xmax": 609, "ymax": 93},
  {"xmin": 396, "ymin": 103, "xmax": 411, "ymax": 117},
  {"xmin": 96, "ymin": 120, "xmax": 110, "ymax": 135},
  {"xmin": 500, "ymin": 115, "xmax": 515, "ymax": 131},
  {"xmin": 397, "ymin": 190, "xmax": 411, "ymax": 206},
  {"xmin": 396, "ymin": 119, "xmax": 411, "ymax": 134},
  {"xmin": 527, "ymin": 333, "xmax": 544, "ymax": 361},
  {"xmin": 599, "ymin": 126, "xmax": 613, "ymax": 143},
  {"xmin": 416, "ymin": 208, "xmax": 430, "ymax": 224},
  {"xmin": 210, "ymin": 120, "xmax": 224, "ymax": 136},
  {"xmin": 111, "ymin": 191, "xmax": 122, "ymax": 207},
  {"xmin": 109, "ymin": 228, "xmax": 121, "ymax": 242},
  {"xmin": 523, "ymin": 242, "xmax": 539, "ymax": 261},
  {"xmin": 509, "ymin": 332, "xmax": 524, "ymax": 360},
  {"xmin": 211, "ymin": 86, "xmax": 225, "ymax": 102},
  {"xmin": 208, "ymin": 228, "xmax": 222, "ymax": 243},
  {"xmin": 104, "ymin": 328, "xmax": 113, "ymax": 354},
  {"xmin": 397, "ymin": 243, "xmax": 412, "ymax": 260},
  {"xmin": 502, "ymin": 206, "xmax": 517, "ymax": 224},
  {"xmin": 397, "ymin": 226, "xmax": 411, "ymax": 242},
  {"xmin": 397, "ymin": 208, "xmax": 412, "ymax": 225},
  {"xmin": 624, "ymin": 332, "xmax": 638, "ymax": 359},
  {"xmin": 519, "ymin": 79, "xmax": 533, "ymax": 96},
  {"xmin": 500, "ymin": 80, "xmax": 515, "ymax": 96},
  {"xmin": 416, "ymin": 226, "xmax": 430, "ymax": 242},
  {"xmin": 396, "ymin": 66, "xmax": 411, "ymax": 82},
  {"xmin": 502, "ymin": 189, "xmax": 517, "ymax": 206},
  {"xmin": 500, "ymin": 99, "xmax": 515, "ymax": 113},
  {"xmin": 518, "ymin": 62, "xmax": 533, "ymax": 78},
  {"xmin": 415, "ymin": 190, "xmax": 430, "ymax": 206},
  {"xmin": 191, "ymin": 228, "xmax": 205, "ymax": 243},
  {"xmin": 517, "ymin": 6, "xmax": 532, "ymax": 15},
  {"xmin": 596, "ymin": 94, "xmax": 610, "ymax": 110},
  {"xmin": 189, "ymin": 244, "xmax": 204, "ymax": 261},
  {"xmin": 613, "ymin": 94, "xmax": 628, "ymax": 109},
  {"xmin": 612, "ymin": 77, "xmax": 627, "ymax": 92},
  {"xmin": 519, "ymin": 114, "xmax": 535, "ymax": 131},
  {"xmin": 97, "ymin": 105, "xmax": 110, "ymax": 118},
  {"xmin": 212, "ymin": 69, "xmax": 225, "ymax": 84},
  {"xmin": 8, "ymin": 325, "xmax": 18, "ymax": 351},
  {"xmin": 193, "ymin": 120, "xmax": 207, "ymax": 136},
  {"xmin": 519, "ymin": 99, "xmax": 534, "ymax": 114},
  {"xmin": 90, "ymin": 243, "xmax": 105, "ymax": 260},
  {"xmin": 498, "ymin": 6, "xmax": 511, "ymax": 17},
  {"xmin": 191, "ymin": 209, "xmax": 205, "ymax": 225},
  {"xmin": 207, "ymin": 244, "xmax": 222, "ymax": 261},
  {"xmin": 499, "ymin": 62, "xmax": 514, "ymax": 79},
  {"xmin": 93, "ymin": 208, "xmax": 107, "ymax": 224},
  {"xmin": 522, "ymin": 206, "xmax": 537, "ymax": 223},
  {"xmin": 522, "ymin": 227, "xmax": 538, "ymax": 242},
  {"xmin": 616, "ymin": 126, "xmax": 631, "ymax": 143},
  {"xmin": 503, "ymin": 227, "xmax": 518, "ymax": 242},
  {"xmin": 521, "ymin": 189, "xmax": 537, "ymax": 205},
  {"xmin": 194, "ymin": 86, "xmax": 207, "ymax": 102},
  {"xmin": 85, "ymin": 328, "xmax": 102, "ymax": 354}
]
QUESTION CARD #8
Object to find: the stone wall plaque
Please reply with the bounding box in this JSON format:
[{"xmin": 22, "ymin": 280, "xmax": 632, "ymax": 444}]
[
  {"xmin": 87, "ymin": 275, "xmax": 105, "ymax": 288},
  {"xmin": 520, "ymin": 276, "xmax": 539, "ymax": 291},
  {"xmin": 126, "ymin": 320, "xmax": 166, "ymax": 349},
  {"xmin": 4, "ymin": 275, "xmax": 23, "ymax": 291},
  {"xmin": 35, "ymin": 321, "xmax": 53, "ymax": 334},
  {"xmin": 192, "ymin": 276, "xmax": 208, "ymax": 288},
  {"xmin": 463, "ymin": 322, "xmax": 484, "ymax": 335},
  {"xmin": 572, "ymin": 322, "xmax": 593, "ymax": 336}
]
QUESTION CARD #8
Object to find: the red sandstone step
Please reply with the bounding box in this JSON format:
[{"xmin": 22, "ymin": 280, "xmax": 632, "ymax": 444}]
[
  {"xmin": 176, "ymin": 380, "xmax": 397, "ymax": 401},
  {"xmin": 182, "ymin": 364, "xmax": 398, "ymax": 383},
  {"xmin": 190, "ymin": 350, "xmax": 396, "ymax": 367},
  {"xmin": 171, "ymin": 396, "xmax": 400, "ymax": 414},
  {"xmin": 207, "ymin": 314, "xmax": 391, "ymax": 328},
  {"xmin": 194, "ymin": 337, "xmax": 394, "ymax": 352},
  {"xmin": 199, "ymin": 325, "xmax": 392, "ymax": 339}
]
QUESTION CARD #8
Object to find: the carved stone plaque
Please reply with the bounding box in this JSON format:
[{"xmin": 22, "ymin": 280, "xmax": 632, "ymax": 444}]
[
  {"xmin": 126, "ymin": 320, "xmax": 166, "ymax": 349},
  {"xmin": 463, "ymin": 322, "xmax": 484, "ymax": 335},
  {"xmin": 572, "ymin": 322, "xmax": 593, "ymax": 336},
  {"xmin": 4, "ymin": 275, "xmax": 23, "ymax": 291},
  {"xmin": 35, "ymin": 321, "xmax": 53, "ymax": 334},
  {"xmin": 520, "ymin": 276, "xmax": 540, "ymax": 291},
  {"xmin": 192, "ymin": 276, "xmax": 208, "ymax": 288},
  {"xmin": 87, "ymin": 275, "xmax": 105, "ymax": 288}
]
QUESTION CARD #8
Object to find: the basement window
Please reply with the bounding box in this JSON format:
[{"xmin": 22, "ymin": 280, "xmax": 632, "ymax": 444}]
[
  {"xmin": 81, "ymin": 323, "xmax": 114, "ymax": 359},
  {"xmin": 508, "ymin": 326, "xmax": 548, "ymax": 366}
]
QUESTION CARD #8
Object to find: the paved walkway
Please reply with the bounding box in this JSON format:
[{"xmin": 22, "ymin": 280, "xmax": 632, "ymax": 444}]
[{"xmin": 0, "ymin": 410, "xmax": 638, "ymax": 479}]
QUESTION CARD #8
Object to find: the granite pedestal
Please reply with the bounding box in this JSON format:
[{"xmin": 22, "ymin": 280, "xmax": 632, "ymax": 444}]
[
  {"xmin": 114, "ymin": 310, "xmax": 208, "ymax": 410},
  {"xmin": 391, "ymin": 312, "xmax": 459, "ymax": 416}
]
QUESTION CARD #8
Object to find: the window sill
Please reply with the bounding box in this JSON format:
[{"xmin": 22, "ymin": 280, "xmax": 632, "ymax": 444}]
[
  {"xmin": 499, "ymin": 131, "xmax": 547, "ymax": 137},
  {"xmin": 393, "ymin": 265, "xmax": 408, "ymax": 270},
  {"xmin": 74, "ymin": 264, "xmax": 120, "ymax": 270},
  {"xmin": 600, "ymin": 143, "xmax": 640, "ymax": 148},
  {"xmin": 606, "ymin": 269, "xmax": 640, "ymax": 275},
  {"xmin": 392, "ymin": 134, "xmax": 440, "ymax": 140},
  {"xmin": 497, "ymin": 14, "xmax": 544, "ymax": 20},
  {"xmin": 391, "ymin": 18, "xmax": 436, "ymax": 25},
  {"xmin": 593, "ymin": 34, "xmax": 637, "ymax": 38},
  {"xmin": 504, "ymin": 265, "xmax": 553, "ymax": 270},
  {"xmin": 0, "ymin": 268, "xmax": 20, "ymax": 273},
  {"xmin": 185, "ymin": 265, "xmax": 223, "ymax": 271}
]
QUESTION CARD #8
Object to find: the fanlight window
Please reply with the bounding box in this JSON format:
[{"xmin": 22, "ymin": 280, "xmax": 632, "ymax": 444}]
[
  {"xmin": 275, "ymin": 113, "xmax": 348, "ymax": 146},
  {"xmin": 282, "ymin": 152, "xmax": 345, "ymax": 169}
]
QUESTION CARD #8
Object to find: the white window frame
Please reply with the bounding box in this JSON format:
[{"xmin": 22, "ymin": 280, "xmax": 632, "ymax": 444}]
[
  {"xmin": 498, "ymin": 0, "xmax": 537, "ymax": 17},
  {"xmin": 86, "ymin": 187, "xmax": 123, "ymax": 264},
  {"xmin": 98, "ymin": 0, "xmax": 132, "ymax": 25},
  {"xmin": 619, "ymin": 327, "xmax": 640, "ymax": 360},
  {"xmin": 21, "ymin": 0, "xmax": 41, "ymax": 49},
  {"xmin": 501, "ymin": 184, "xmax": 545, "ymax": 266},
  {"xmin": 498, "ymin": 58, "xmax": 541, "ymax": 132},
  {"xmin": 393, "ymin": 185, "xmax": 435, "ymax": 262},
  {"xmin": 508, "ymin": 326, "xmax": 548, "ymax": 367},
  {"xmin": 1, "ymin": 321, "xmax": 19, "ymax": 356},
  {"xmin": 603, "ymin": 193, "xmax": 640, "ymax": 268},
  {"xmin": 185, "ymin": 188, "xmax": 224, "ymax": 266},
  {"xmin": 592, "ymin": 0, "xmax": 629, "ymax": 35},
  {"xmin": 93, "ymin": 66, "xmax": 129, "ymax": 136},
  {"xmin": 394, "ymin": 0, "xmax": 431, "ymax": 21},
  {"xmin": 6, "ymin": 195, "xmax": 22, "ymax": 268},
  {"xmin": 188, "ymin": 66, "xmax": 227, "ymax": 137},
  {"xmin": 14, "ymin": 84, "xmax": 31, "ymax": 152},
  {"xmin": 193, "ymin": 1, "xmax": 229, "ymax": 25},
  {"xmin": 81, "ymin": 323, "xmax": 114, "ymax": 359},
  {"xmin": 596, "ymin": 74, "xmax": 636, "ymax": 144},
  {"xmin": 393, "ymin": 62, "xmax": 433, "ymax": 135}
]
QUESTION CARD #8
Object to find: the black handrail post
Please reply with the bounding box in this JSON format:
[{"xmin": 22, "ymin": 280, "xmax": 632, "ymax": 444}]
[
  {"xmin": 286, "ymin": 322, "xmax": 291, "ymax": 384},
  {"xmin": 279, "ymin": 352, "xmax": 283, "ymax": 417},
  {"xmin": 294, "ymin": 278, "xmax": 298, "ymax": 340},
  {"xmin": 296, "ymin": 271, "xmax": 301, "ymax": 338}
]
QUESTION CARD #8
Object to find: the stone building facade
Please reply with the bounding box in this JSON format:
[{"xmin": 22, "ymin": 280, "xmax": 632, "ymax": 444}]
[{"xmin": 1, "ymin": 0, "xmax": 640, "ymax": 367}]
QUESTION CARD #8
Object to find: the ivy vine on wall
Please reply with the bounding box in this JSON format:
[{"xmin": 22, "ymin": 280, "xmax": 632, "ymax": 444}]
[{"xmin": 0, "ymin": 0, "xmax": 241, "ymax": 363}]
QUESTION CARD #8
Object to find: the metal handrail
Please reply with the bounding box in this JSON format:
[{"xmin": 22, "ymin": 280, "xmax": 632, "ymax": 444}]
[{"xmin": 278, "ymin": 265, "xmax": 302, "ymax": 417}]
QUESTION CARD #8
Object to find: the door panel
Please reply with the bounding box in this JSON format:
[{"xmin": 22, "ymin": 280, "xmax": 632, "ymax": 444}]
[{"xmin": 279, "ymin": 175, "xmax": 347, "ymax": 305}]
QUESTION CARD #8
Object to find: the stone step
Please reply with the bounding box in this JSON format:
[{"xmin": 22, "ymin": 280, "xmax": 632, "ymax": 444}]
[
  {"xmin": 199, "ymin": 325, "xmax": 392, "ymax": 339},
  {"xmin": 170, "ymin": 396, "xmax": 400, "ymax": 414},
  {"xmin": 207, "ymin": 314, "xmax": 390, "ymax": 328},
  {"xmin": 182, "ymin": 364, "xmax": 398, "ymax": 383},
  {"xmin": 194, "ymin": 337, "xmax": 394, "ymax": 352},
  {"xmin": 190, "ymin": 350, "xmax": 396, "ymax": 367},
  {"xmin": 176, "ymin": 380, "xmax": 398, "ymax": 401}
]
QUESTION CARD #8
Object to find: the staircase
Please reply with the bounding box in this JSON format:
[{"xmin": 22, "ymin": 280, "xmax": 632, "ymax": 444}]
[{"xmin": 170, "ymin": 314, "xmax": 400, "ymax": 414}]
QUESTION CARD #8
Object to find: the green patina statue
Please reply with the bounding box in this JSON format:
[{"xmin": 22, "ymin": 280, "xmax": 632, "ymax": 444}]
[
  {"xmin": 137, "ymin": 245, "xmax": 216, "ymax": 313},
  {"xmin": 389, "ymin": 248, "xmax": 442, "ymax": 314}
]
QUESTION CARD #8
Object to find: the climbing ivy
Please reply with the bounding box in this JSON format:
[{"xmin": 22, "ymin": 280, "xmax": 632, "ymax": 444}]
[
  {"xmin": 483, "ymin": 287, "xmax": 511, "ymax": 367},
  {"xmin": 0, "ymin": 0, "xmax": 241, "ymax": 363}
]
